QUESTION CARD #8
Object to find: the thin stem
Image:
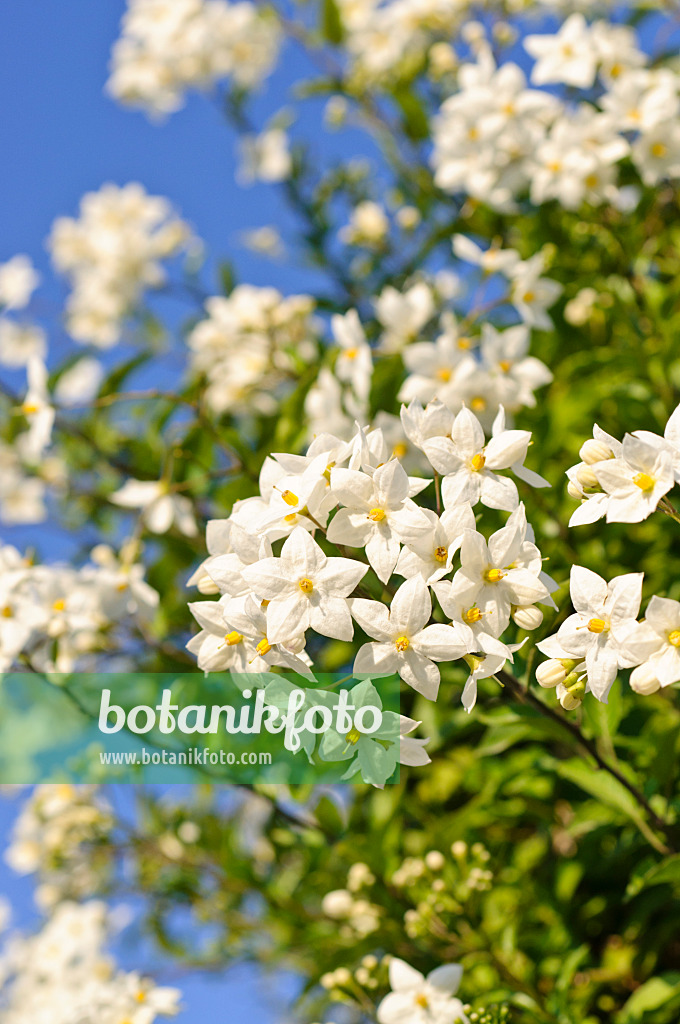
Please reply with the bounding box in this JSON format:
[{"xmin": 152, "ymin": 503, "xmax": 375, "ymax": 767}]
[{"xmin": 497, "ymin": 668, "xmax": 675, "ymax": 853}]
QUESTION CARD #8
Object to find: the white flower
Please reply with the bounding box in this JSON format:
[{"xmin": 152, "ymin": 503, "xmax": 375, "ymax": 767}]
[
  {"xmin": 593, "ymin": 434, "xmax": 674, "ymax": 523},
  {"xmin": 395, "ymin": 506, "xmax": 475, "ymax": 584},
  {"xmin": 459, "ymin": 646, "xmax": 523, "ymax": 713},
  {"xmin": 374, "ymin": 282, "xmax": 435, "ymax": 352},
  {"xmin": 54, "ymin": 357, "xmax": 104, "ymax": 406},
  {"xmin": 398, "ymin": 716, "xmax": 431, "ymax": 766},
  {"xmin": 327, "ymin": 460, "xmax": 431, "ymax": 583},
  {"xmin": 452, "ymin": 235, "xmax": 521, "ymax": 276},
  {"xmin": 452, "ymin": 505, "xmax": 551, "ymax": 636},
  {"xmin": 351, "ymin": 575, "xmax": 470, "ymax": 700},
  {"xmin": 111, "ymin": 479, "xmax": 198, "ymax": 536},
  {"xmin": 510, "ymin": 255, "xmax": 563, "ymax": 330},
  {"xmin": 422, "ymin": 406, "xmax": 541, "ymax": 512},
  {"xmin": 188, "ymin": 593, "xmax": 312, "ymax": 675},
  {"xmin": 0, "ymin": 320, "xmax": 46, "ymax": 368},
  {"xmin": 340, "ymin": 201, "xmax": 389, "ymax": 247},
  {"xmin": 238, "ymin": 128, "xmax": 292, "ymax": 184},
  {"xmin": 0, "ymin": 255, "xmax": 39, "ymax": 309},
  {"xmin": 20, "ymin": 357, "xmax": 55, "ymax": 462},
  {"xmin": 377, "ymin": 957, "xmax": 468, "ymax": 1024},
  {"xmin": 241, "ymin": 526, "xmax": 367, "ymax": 643},
  {"xmin": 546, "ymin": 566, "xmax": 643, "ymax": 702},
  {"xmin": 332, "ymin": 310, "xmax": 373, "ymax": 403},
  {"xmin": 525, "ymin": 14, "xmax": 600, "ymax": 89},
  {"xmin": 625, "ymin": 596, "xmax": 680, "ymax": 690}
]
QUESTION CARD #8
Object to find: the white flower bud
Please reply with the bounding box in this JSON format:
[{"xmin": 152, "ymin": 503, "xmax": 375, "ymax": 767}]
[
  {"xmin": 536, "ymin": 659, "xmax": 566, "ymax": 688},
  {"xmin": 630, "ymin": 663, "xmax": 661, "ymax": 695},
  {"xmin": 559, "ymin": 675, "xmax": 585, "ymax": 710},
  {"xmin": 322, "ymin": 889, "xmax": 354, "ymax": 918},
  {"xmin": 579, "ymin": 438, "xmax": 614, "ymax": 465},
  {"xmin": 451, "ymin": 840, "xmax": 467, "ymax": 857},
  {"xmin": 512, "ymin": 605, "xmax": 543, "ymax": 630},
  {"xmin": 396, "ymin": 206, "xmax": 421, "ymax": 231},
  {"xmin": 425, "ymin": 850, "xmax": 445, "ymax": 871},
  {"xmin": 197, "ymin": 574, "xmax": 219, "ymax": 595},
  {"xmin": 567, "ymin": 479, "xmax": 585, "ymax": 500},
  {"xmin": 576, "ymin": 464, "xmax": 600, "ymax": 490},
  {"xmin": 282, "ymin": 635, "xmax": 306, "ymax": 655}
]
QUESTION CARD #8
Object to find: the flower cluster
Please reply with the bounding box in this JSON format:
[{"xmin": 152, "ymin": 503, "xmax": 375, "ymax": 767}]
[
  {"xmin": 0, "ymin": 541, "xmax": 159, "ymax": 672},
  {"xmin": 188, "ymin": 401, "xmax": 554, "ymax": 711},
  {"xmin": 107, "ymin": 0, "xmax": 281, "ymax": 117},
  {"xmin": 5, "ymin": 784, "xmax": 114, "ymax": 909},
  {"xmin": 0, "ymin": 255, "xmax": 45, "ymax": 370},
  {"xmin": 567, "ymin": 403, "xmax": 680, "ymax": 526},
  {"xmin": 49, "ymin": 183, "xmax": 191, "ymax": 348},
  {"xmin": 188, "ymin": 284, "xmax": 318, "ymax": 416},
  {"xmin": 538, "ymin": 566, "xmax": 680, "ymax": 707},
  {"xmin": 0, "ymin": 900, "xmax": 181, "ymax": 1024},
  {"xmin": 433, "ymin": 16, "xmax": 680, "ymax": 211}
]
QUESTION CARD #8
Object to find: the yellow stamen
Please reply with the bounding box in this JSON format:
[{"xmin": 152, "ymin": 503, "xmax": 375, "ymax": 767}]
[
  {"xmin": 522, "ymin": 291, "xmax": 536, "ymax": 304},
  {"xmin": 434, "ymin": 545, "xmax": 448, "ymax": 564},
  {"xmin": 651, "ymin": 142, "xmax": 667, "ymax": 158},
  {"xmin": 1, "ymin": 605, "xmax": 12, "ymax": 618},
  {"xmin": 483, "ymin": 568, "xmax": 505, "ymax": 583},
  {"xmin": 498, "ymin": 360, "xmax": 512, "ymax": 373},
  {"xmin": 633, "ymin": 472, "xmax": 654, "ymax": 492},
  {"xmin": 587, "ymin": 618, "xmax": 608, "ymax": 634},
  {"xmin": 470, "ymin": 396, "xmax": 486, "ymax": 412},
  {"xmin": 392, "ymin": 442, "xmax": 408, "ymax": 459},
  {"xmin": 367, "ymin": 508, "xmax": 386, "ymax": 522},
  {"xmin": 298, "ymin": 577, "xmax": 314, "ymax": 594},
  {"xmin": 280, "ymin": 489, "xmax": 299, "ymax": 506},
  {"xmin": 395, "ymin": 635, "xmax": 410, "ymax": 652},
  {"xmin": 668, "ymin": 630, "xmax": 680, "ymax": 647},
  {"xmin": 470, "ymin": 452, "xmax": 486, "ymax": 472},
  {"xmin": 415, "ymin": 994, "xmax": 429, "ymax": 1009},
  {"xmin": 256, "ymin": 637, "xmax": 271, "ymax": 656},
  {"xmin": 345, "ymin": 727, "xmax": 361, "ymax": 744},
  {"xmin": 436, "ymin": 367, "xmax": 452, "ymax": 382},
  {"xmin": 52, "ymin": 598, "xmax": 66, "ymax": 612},
  {"xmin": 463, "ymin": 606, "xmax": 483, "ymax": 624},
  {"xmin": 224, "ymin": 631, "xmax": 243, "ymax": 646},
  {"xmin": 284, "ymin": 513, "xmax": 297, "ymax": 523},
  {"xmin": 22, "ymin": 401, "xmax": 39, "ymax": 415},
  {"xmin": 457, "ymin": 336, "xmax": 472, "ymax": 350}
]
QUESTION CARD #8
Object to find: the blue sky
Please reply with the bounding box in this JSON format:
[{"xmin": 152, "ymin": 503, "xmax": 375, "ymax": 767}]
[{"xmin": 0, "ymin": 2, "xmax": 307, "ymax": 1019}]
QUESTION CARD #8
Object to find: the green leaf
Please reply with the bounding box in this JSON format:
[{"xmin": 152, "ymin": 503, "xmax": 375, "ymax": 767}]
[
  {"xmin": 320, "ymin": 0, "xmax": 344, "ymax": 45},
  {"xmin": 616, "ymin": 974, "xmax": 680, "ymax": 1022}
]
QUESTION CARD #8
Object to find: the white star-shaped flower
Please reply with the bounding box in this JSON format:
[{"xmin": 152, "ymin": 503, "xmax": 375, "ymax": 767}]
[
  {"xmin": 327, "ymin": 459, "xmax": 431, "ymax": 583},
  {"xmin": 377, "ymin": 957, "xmax": 468, "ymax": 1024},
  {"xmin": 242, "ymin": 526, "xmax": 367, "ymax": 644},
  {"xmin": 351, "ymin": 575, "xmax": 470, "ymax": 700}
]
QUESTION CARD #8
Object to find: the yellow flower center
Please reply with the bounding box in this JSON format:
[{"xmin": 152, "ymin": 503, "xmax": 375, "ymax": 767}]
[
  {"xmin": 345, "ymin": 347, "xmax": 359, "ymax": 359},
  {"xmin": 652, "ymin": 142, "xmax": 668, "ymax": 158},
  {"xmin": 52, "ymin": 598, "xmax": 66, "ymax": 612},
  {"xmin": 434, "ymin": 545, "xmax": 448, "ymax": 564},
  {"xmin": 471, "ymin": 396, "xmax": 486, "ymax": 412},
  {"xmin": 280, "ymin": 489, "xmax": 299, "ymax": 506},
  {"xmin": 633, "ymin": 472, "xmax": 654, "ymax": 492},
  {"xmin": 463, "ymin": 606, "xmax": 483, "ymax": 624},
  {"xmin": 498, "ymin": 359, "xmax": 512, "ymax": 373},
  {"xmin": 21, "ymin": 401, "xmax": 39, "ymax": 415},
  {"xmin": 256, "ymin": 637, "xmax": 271, "ymax": 656},
  {"xmin": 284, "ymin": 513, "xmax": 297, "ymax": 523},
  {"xmin": 368, "ymin": 508, "xmax": 386, "ymax": 522},
  {"xmin": 345, "ymin": 727, "xmax": 361, "ymax": 744},
  {"xmin": 299, "ymin": 577, "xmax": 314, "ymax": 594},
  {"xmin": 587, "ymin": 617, "xmax": 608, "ymax": 634},
  {"xmin": 483, "ymin": 568, "xmax": 505, "ymax": 583},
  {"xmin": 457, "ymin": 336, "xmax": 472, "ymax": 350},
  {"xmin": 436, "ymin": 367, "xmax": 452, "ymax": 382},
  {"xmin": 585, "ymin": 173, "xmax": 599, "ymax": 189},
  {"xmin": 224, "ymin": 631, "xmax": 243, "ymax": 646},
  {"xmin": 415, "ymin": 994, "xmax": 429, "ymax": 1009},
  {"xmin": 668, "ymin": 630, "xmax": 680, "ymax": 647},
  {"xmin": 1, "ymin": 605, "xmax": 12, "ymax": 618},
  {"xmin": 522, "ymin": 291, "xmax": 536, "ymax": 304},
  {"xmin": 470, "ymin": 452, "xmax": 486, "ymax": 472},
  {"xmin": 395, "ymin": 635, "xmax": 410, "ymax": 652},
  {"xmin": 392, "ymin": 442, "xmax": 408, "ymax": 459}
]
